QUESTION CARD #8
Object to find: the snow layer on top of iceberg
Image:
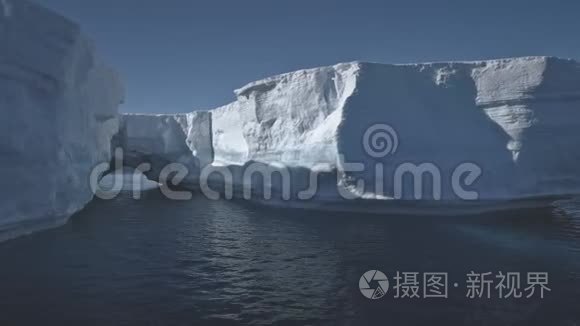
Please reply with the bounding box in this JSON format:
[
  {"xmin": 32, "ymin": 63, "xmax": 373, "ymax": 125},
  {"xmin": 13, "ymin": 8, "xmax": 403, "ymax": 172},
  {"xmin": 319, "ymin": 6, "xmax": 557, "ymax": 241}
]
[{"xmin": 0, "ymin": 0, "xmax": 124, "ymax": 240}]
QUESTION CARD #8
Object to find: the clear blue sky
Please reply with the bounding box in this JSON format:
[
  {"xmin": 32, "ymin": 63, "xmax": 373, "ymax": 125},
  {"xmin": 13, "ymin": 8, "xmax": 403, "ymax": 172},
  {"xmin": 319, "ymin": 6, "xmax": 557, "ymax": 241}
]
[{"xmin": 42, "ymin": 0, "xmax": 580, "ymax": 113}]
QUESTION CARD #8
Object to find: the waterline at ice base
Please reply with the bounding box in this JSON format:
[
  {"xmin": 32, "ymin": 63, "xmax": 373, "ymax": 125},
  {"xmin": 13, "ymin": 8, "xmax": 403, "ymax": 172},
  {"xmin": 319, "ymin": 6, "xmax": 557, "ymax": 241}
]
[
  {"xmin": 2, "ymin": 0, "xmax": 580, "ymax": 240},
  {"xmin": 115, "ymin": 57, "xmax": 580, "ymax": 216}
]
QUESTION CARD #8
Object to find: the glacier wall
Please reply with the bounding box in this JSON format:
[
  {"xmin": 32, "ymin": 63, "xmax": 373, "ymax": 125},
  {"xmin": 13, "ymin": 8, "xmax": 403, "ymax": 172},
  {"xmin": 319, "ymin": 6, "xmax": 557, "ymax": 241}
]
[
  {"xmin": 0, "ymin": 0, "xmax": 124, "ymax": 240},
  {"xmin": 117, "ymin": 112, "xmax": 212, "ymax": 187},
  {"xmin": 8, "ymin": 1, "xmax": 579, "ymax": 240},
  {"xmin": 119, "ymin": 56, "xmax": 580, "ymax": 204},
  {"xmin": 211, "ymin": 62, "xmax": 358, "ymax": 167}
]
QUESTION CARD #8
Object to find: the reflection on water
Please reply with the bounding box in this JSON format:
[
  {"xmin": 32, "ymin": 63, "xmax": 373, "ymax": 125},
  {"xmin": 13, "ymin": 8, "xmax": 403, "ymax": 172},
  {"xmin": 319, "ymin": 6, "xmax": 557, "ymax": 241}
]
[{"xmin": 0, "ymin": 190, "xmax": 579, "ymax": 325}]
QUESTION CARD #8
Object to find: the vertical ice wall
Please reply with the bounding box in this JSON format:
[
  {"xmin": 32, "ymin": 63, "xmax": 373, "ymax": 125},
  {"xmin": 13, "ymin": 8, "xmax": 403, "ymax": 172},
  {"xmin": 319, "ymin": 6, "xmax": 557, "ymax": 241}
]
[
  {"xmin": 118, "ymin": 112, "xmax": 213, "ymax": 186},
  {"xmin": 119, "ymin": 57, "xmax": 580, "ymax": 203},
  {"xmin": 0, "ymin": 0, "xmax": 124, "ymax": 240}
]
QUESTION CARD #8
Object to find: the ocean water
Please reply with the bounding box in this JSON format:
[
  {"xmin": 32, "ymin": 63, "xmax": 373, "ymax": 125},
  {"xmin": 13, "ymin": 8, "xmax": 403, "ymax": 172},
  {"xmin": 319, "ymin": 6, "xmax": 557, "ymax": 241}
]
[{"xmin": 0, "ymin": 190, "xmax": 579, "ymax": 325}]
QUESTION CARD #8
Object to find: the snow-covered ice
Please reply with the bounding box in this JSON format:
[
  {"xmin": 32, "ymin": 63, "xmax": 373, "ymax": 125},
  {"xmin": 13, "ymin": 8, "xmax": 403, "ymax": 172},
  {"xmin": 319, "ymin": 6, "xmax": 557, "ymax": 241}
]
[
  {"xmin": 117, "ymin": 112, "xmax": 212, "ymax": 187},
  {"xmin": 0, "ymin": 0, "xmax": 123, "ymax": 240},
  {"xmin": 120, "ymin": 56, "xmax": 580, "ymax": 204},
  {"xmin": 3, "ymin": 0, "xmax": 580, "ymax": 241}
]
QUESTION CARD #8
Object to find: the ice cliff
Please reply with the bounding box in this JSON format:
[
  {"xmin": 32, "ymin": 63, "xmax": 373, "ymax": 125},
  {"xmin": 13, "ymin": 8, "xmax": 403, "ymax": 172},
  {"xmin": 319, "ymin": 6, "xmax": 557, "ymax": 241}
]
[
  {"xmin": 117, "ymin": 112, "xmax": 212, "ymax": 188},
  {"xmin": 0, "ymin": 0, "xmax": 123, "ymax": 240},
  {"xmin": 3, "ymin": 1, "xmax": 580, "ymax": 241},
  {"xmin": 119, "ymin": 56, "xmax": 580, "ymax": 205}
]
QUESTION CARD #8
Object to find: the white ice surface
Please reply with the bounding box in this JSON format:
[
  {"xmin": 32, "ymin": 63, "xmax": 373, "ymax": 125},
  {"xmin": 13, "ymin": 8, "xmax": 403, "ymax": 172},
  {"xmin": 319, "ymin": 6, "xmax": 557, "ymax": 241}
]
[
  {"xmin": 0, "ymin": 0, "xmax": 124, "ymax": 240},
  {"xmin": 118, "ymin": 112, "xmax": 212, "ymax": 185},
  {"xmin": 98, "ymin": 169, "xmax": 159, "ymax": 192},
  {"xmin": 120, "ymin": 56, "xmax": 580, "ymax": 202},
  {"xmin": 3, "ymin": 0, "xmax": 579, "ymax": 240}
]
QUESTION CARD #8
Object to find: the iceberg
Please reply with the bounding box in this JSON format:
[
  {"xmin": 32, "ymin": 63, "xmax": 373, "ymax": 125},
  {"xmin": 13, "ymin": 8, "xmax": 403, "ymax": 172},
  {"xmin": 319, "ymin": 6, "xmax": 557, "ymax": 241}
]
[
  {"xmin": 116, "ymin": 112, "xmax": 212, "ymax": 188},
  {"xmin": 3, "ymin": 1, "xmax": 580, "ymax": 241},
  {"xmin": 119, "ymin": 56, "xmax": 580, "ymax": 208},
  {"xmin": 0, "ymin": 0, "xmax": 123, "ymax": 240}
]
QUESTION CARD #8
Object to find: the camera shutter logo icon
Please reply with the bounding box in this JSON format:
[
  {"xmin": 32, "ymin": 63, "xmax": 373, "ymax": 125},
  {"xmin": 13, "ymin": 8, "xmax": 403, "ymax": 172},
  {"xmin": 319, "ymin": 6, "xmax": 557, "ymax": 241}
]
[{"xmin": 359, "ymin": 270, "xmax": 389, "ymax": 299}]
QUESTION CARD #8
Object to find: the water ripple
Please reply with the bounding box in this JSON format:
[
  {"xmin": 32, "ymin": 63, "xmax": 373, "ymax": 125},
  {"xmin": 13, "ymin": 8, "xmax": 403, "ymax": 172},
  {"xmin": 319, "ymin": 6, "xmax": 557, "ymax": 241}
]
[{"xmin": 0, "ymin": 191, "xmax": 578, "ymax": 324}]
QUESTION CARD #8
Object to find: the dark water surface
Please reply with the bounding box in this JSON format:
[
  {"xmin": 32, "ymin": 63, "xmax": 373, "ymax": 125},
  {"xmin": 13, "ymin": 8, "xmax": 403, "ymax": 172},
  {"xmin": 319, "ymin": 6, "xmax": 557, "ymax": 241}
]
[{"xmin": 1, "ymin": 190, "xmax": 580, "ymax": 325}]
